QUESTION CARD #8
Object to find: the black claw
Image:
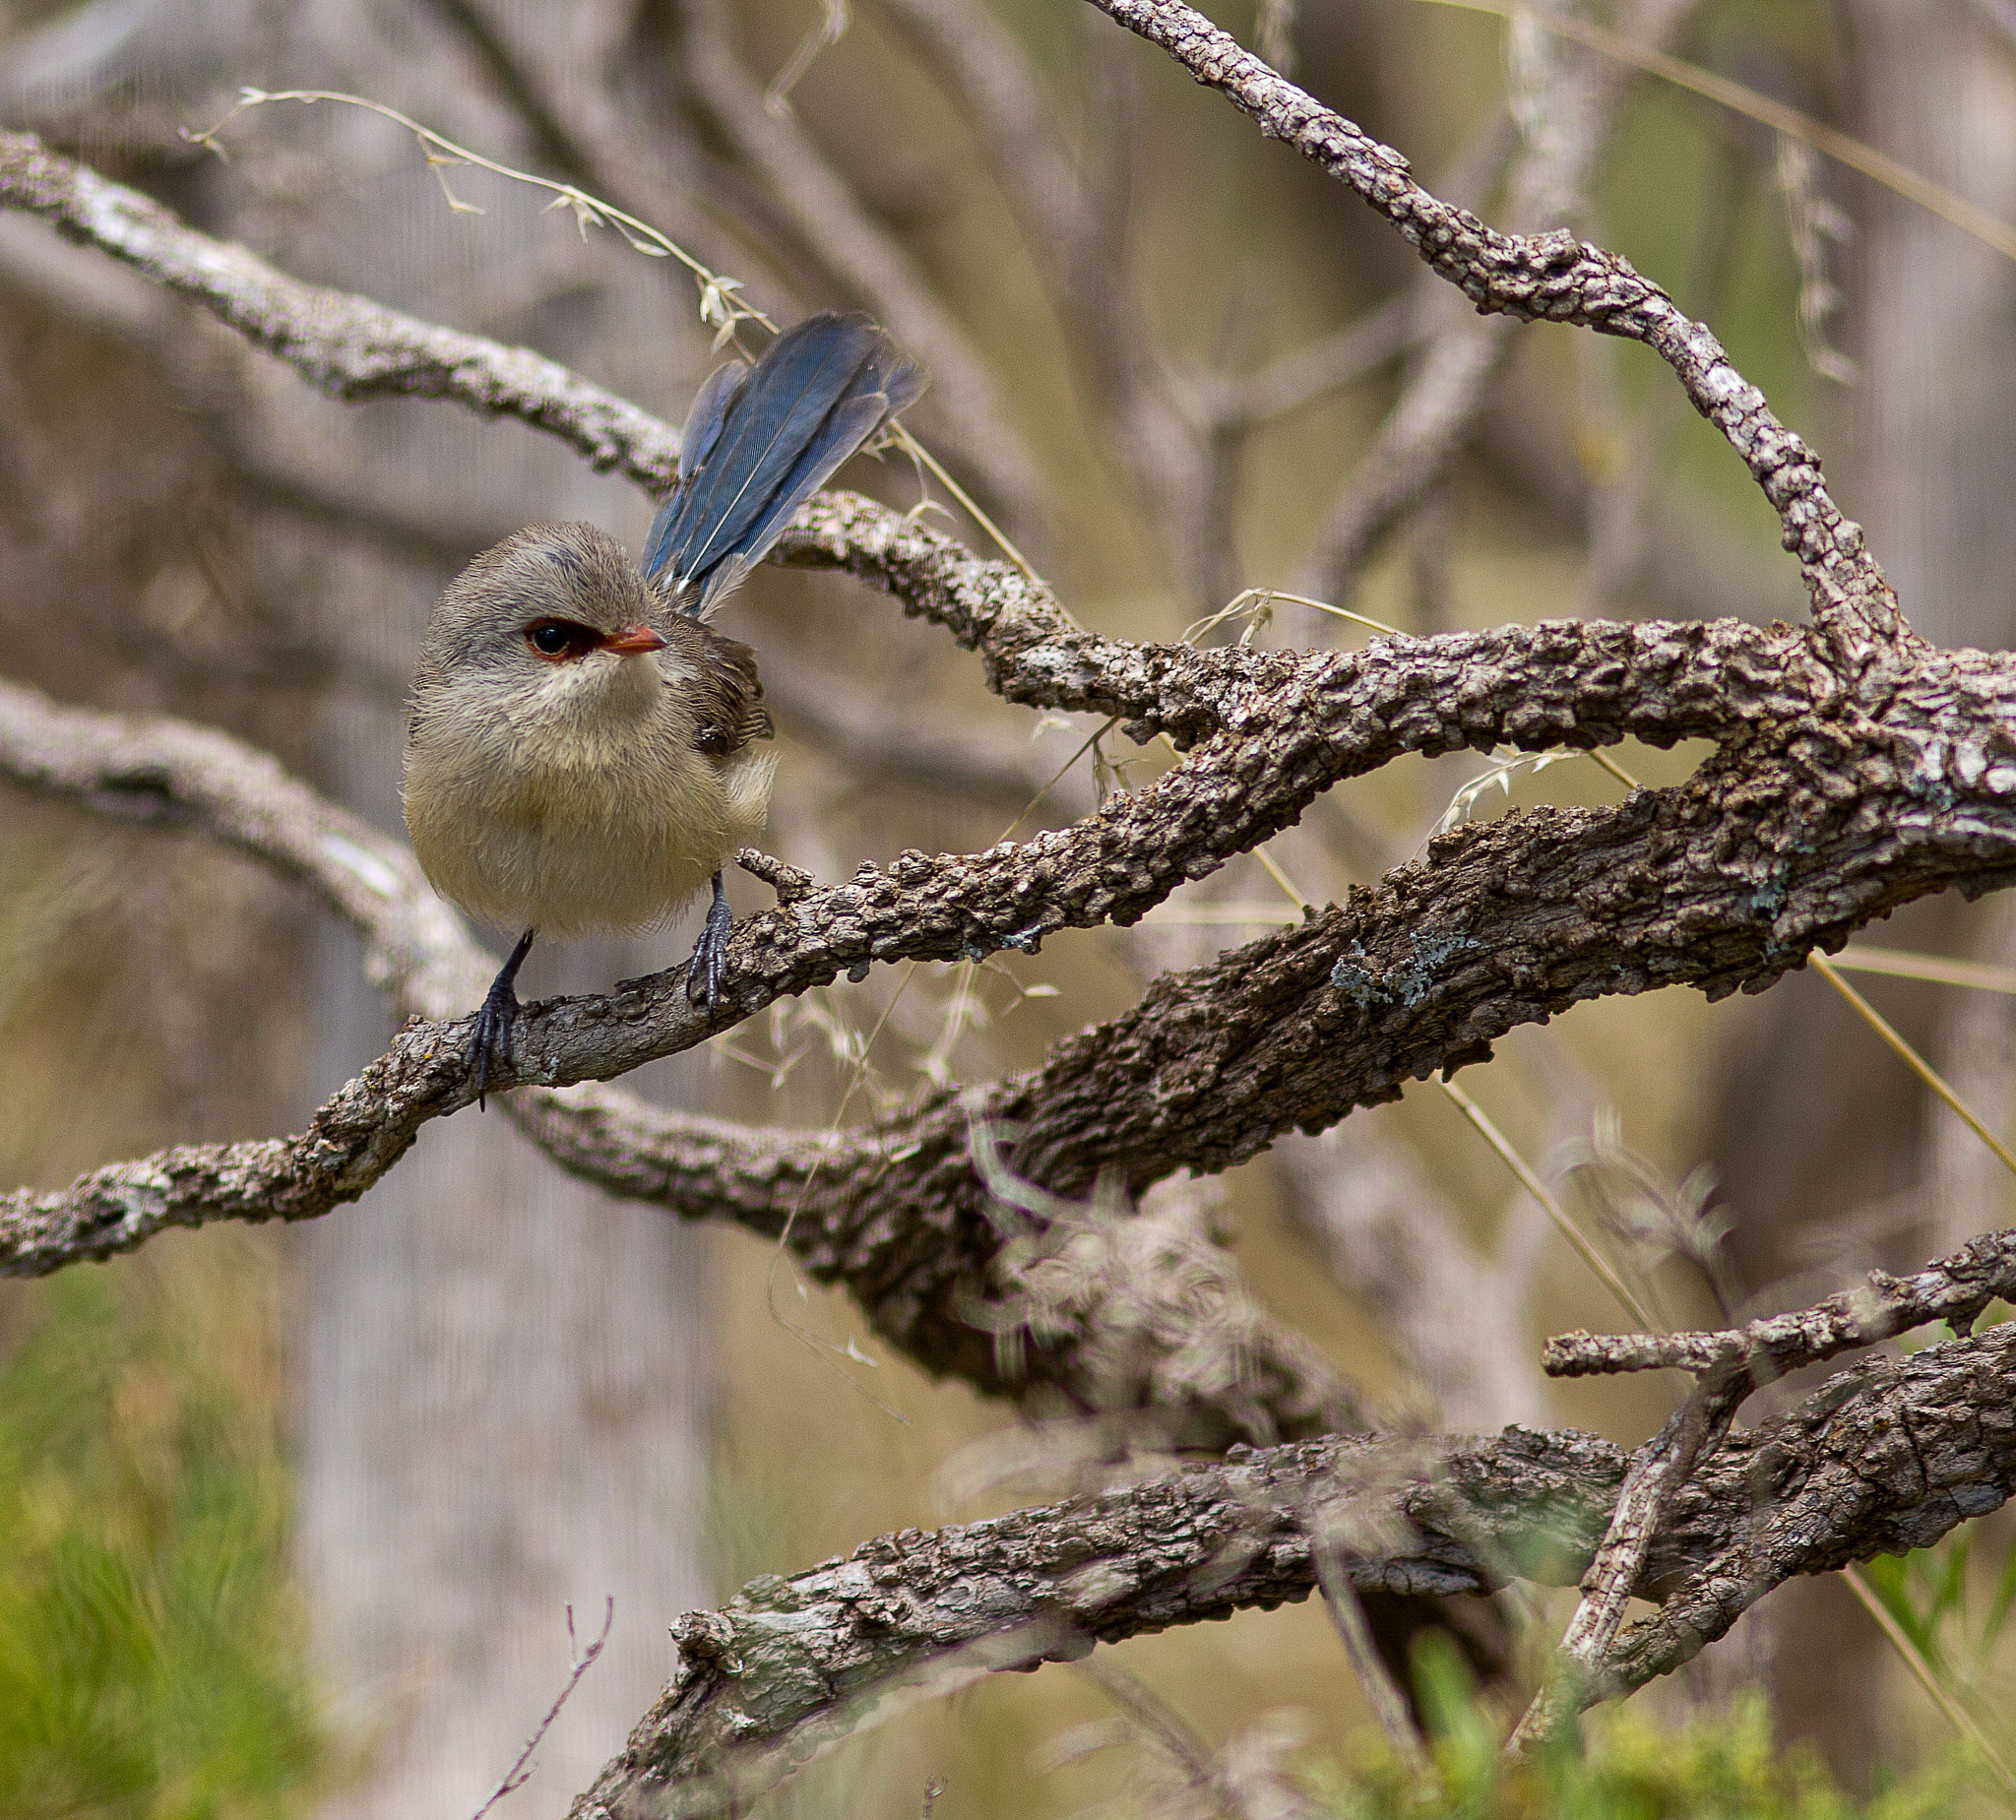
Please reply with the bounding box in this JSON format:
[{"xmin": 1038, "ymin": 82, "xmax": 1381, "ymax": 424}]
[
  {"xmin": 472, "ymin": 929, "xmax": 536, "ymax": 1110},
  {"xmin": 687, "ymin": 873, "xmax": 733, "ymax": 1011}
]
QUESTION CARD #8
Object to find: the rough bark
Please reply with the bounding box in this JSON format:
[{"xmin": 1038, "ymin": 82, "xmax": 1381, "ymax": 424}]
[{"xmin": 570, "ymin": 1319, "xmax": 2016, "ymax": 1816}]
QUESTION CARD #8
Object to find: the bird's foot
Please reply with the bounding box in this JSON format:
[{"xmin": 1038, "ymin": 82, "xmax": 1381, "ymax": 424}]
[
  {"xmin": 471, "ymin": 928, "xmax": 536, "ymax": 1110},
  {"xmin": 687, "ymin": 873, "xmax": 734, "ymax": 1011},
  {"xmin": 472, "ymin": 978, "xmax": 519, "ymax": 1111}
]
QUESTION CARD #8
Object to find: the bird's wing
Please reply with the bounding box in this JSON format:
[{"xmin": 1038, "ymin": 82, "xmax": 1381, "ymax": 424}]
[{"xmin": 681, "ymin": 627, "xmax": 773, "ymax": 760}]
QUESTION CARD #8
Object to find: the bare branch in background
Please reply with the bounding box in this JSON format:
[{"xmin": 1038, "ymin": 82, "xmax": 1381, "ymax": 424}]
[
  {"xmin": 868, "ymin": 0, "xmax": 1218, "ymax": 596},
  {"xmin": 1273, "ymin": 1123, "xmax": 1548, "ymax": 1432},
  {"xmin": 1295, "ymin": 0, "xmax": 1708, "ymax": 604},
  {"xmin": 1194, "ymin": 293, "xmax": 1423, "ymax": 433},
  {"xmin": 1312, "ymin": 1542, "xmax": 1435, "ymax": 1780},
  {"xmin": 0, "ymin": 132, "xmax": 684, "ymax": 489},
  {"xmin": 1972, "ymin": 0, "xmax": 2016, "ymax": 54},
  {"xmin": 1086, "ymin": 0, "xmax": 1901, "ymax": 642},
  {"xmin": 420, "ymin": 0, "xmax": 798, "ymax": 324},
  {"xmin": 472, "ymin": 1599, "xmax": 616, "ymax": 1820},
  {"xmin": 754, "ymin": 641, "xmax": 1093, "ymax": 809},
  {"xmin": 678, "ymin": 0, "xmax": 1046, "ymax": 534}
]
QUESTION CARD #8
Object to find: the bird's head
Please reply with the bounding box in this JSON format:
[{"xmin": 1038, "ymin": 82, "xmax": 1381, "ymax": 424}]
[{"xmin": 419, "ymin": 522, "xmax": 669, "ymax": 689}]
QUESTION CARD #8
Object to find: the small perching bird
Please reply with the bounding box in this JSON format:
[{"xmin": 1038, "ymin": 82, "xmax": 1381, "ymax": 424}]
[{"xmin": 403, "ymin": 312, "xmax": 924, "ymax": 1104}]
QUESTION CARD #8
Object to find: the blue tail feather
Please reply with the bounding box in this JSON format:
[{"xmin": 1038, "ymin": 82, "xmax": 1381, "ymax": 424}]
[
  {"xmin": 676, "ymin": 359, "xmax": 750, "ymax": 484},
  {"xmin": 643, "ymin": 312, "xmax": 924, "ymax": 617}
]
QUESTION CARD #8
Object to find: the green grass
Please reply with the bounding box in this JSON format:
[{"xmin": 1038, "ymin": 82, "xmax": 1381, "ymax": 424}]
[
  {"xmin": 0, "ymin": 1257, "xmax": 321, "ymax": 1820},
  {"xmin": 1310, "ymin": 1635, "xmax": 1975, "ymax": 1820}
]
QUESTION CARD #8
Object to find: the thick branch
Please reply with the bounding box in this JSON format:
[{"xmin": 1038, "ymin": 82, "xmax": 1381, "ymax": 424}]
[
  {"xmin": 1605, "ymin": 1323, "xmax": 2016, "ymax": 1696},
  {"xmin": 579, "ymin": 1425, "xmax": 1616, "ymax": 1817},
  {"xmin": 0, "ymin": 595, "xmax": 1813, "ymax": 1268},
  {"xmin": 0, "ymin": 128, "xmax": 1851, "ymax": 754},
  {"xmin": 0, "ymin": 674, "xmax": 1361, "ymax": 1440},
  {"xmin": 571, "ymin": 1320, "xmax": 2016, "ymax": 1817},
  {"xmin": 518, "ymin": 618, "xmax": 2016, "ymax": 1392},
  {"xmin": 18, "ymin": 595, "xmax": 2016, "ymax": 1412}
]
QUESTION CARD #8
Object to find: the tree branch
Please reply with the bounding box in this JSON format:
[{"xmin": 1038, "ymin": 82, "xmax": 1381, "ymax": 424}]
[
  {"xmin": 569, "ymin": 1318, "xmax": 2016, "ymax": 1817},
  {"xmin": 0, "ymin": 670, "xmax": 1364, "ymax": 1442},
  {"xmin": 5, "ymin": 26, "xmax": 2008, "ymax": 1818},
  {"xmin": 1507, "ymin": 1364, "xmax": 1744, "ymax": 1752},
  {"xmin": 14, "ymin": 594, "xmax": 2016, "ymax": 1423},
  {"xmin": 419, "ymin": 0, "xmax": 785, "ymax": 317},
  {"xmin": 0, "ymin": 130, "xmax": 684, "ymax": 492},
  {"xmin": 1083, "ymin": 0, "xmax": 1903, "ymax": 642},
  {"xmin": 1545, "ymin": 1226, "xmax": 2016, "ymax": 1379},
  {"xmin": 577, "ymin": 1424, "xmax": 1617, "ymax": 1818},
  {"xmin": 1196, "ymin": 292, "xmax": 1421, "ymax": 432}
]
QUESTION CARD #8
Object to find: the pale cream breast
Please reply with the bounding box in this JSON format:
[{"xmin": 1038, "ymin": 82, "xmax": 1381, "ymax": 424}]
[{"xmin": 403, "ymin": 647, "xmax": 775, "ymax": 937}]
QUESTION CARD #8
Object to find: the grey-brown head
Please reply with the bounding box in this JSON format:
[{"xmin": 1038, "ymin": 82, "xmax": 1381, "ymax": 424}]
[{"xmin": 413, "ymin": 522, "xmax": 670, "ymax": 694}]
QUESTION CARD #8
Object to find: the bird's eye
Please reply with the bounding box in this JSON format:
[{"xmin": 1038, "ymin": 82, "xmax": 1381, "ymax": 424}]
[{"xmin": 524, "ymin": 619, "xmax": 597, "ymax": 660}]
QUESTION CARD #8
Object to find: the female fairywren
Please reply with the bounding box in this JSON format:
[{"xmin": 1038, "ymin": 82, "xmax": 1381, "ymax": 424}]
[{"xmin": 403, "ymin": 312, "xmax": 924, "ymax": 1103}]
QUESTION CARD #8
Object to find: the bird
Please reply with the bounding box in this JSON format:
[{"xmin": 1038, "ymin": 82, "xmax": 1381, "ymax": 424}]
[{"xmin": 402, "ymin": 311, "xmax": 925, "ymax": 1105}]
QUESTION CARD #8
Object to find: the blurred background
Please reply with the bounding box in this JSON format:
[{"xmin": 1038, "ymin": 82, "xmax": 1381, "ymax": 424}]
[{"xmin": 1, "ymin": 0, "xmax": 2013, "ymax": 1813}]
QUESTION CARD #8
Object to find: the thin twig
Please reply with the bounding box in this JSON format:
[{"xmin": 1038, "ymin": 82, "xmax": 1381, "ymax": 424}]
[
  {"xmin": 1311, "ymin": 1539, "xmax": 1436, "ymax": 1782},
  {"xmin": 1812, "ymin": 954, "xmax": 2016, "ymax": 1179},
  {"xmin": 470, "ymin": 1598, "xmax": 615, "ymax": 1820},
  {"xmin": 1198, "ymin": 293, "xmax": 1422, "ymax": 430},
  {"xmin": 184, "ymin": 89, "xmax": 769, "ymax": 337},
  {"xmin": 1544, "ymin": 1226, "xmax": 2016, "ymax": 1378},
  {"xmin": 1439, "ymin": 1078, "xmax": 1658, "ymax": 1331},
  {"xmin": 1506, "ymin": 1367, "xmax": 1743, "ymax": 1755}
]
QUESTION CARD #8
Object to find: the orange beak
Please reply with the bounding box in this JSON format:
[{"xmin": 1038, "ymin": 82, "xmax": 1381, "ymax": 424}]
[{"xmin": 604, "ymin": 623, "xmax": 668, "ymax": 657}]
